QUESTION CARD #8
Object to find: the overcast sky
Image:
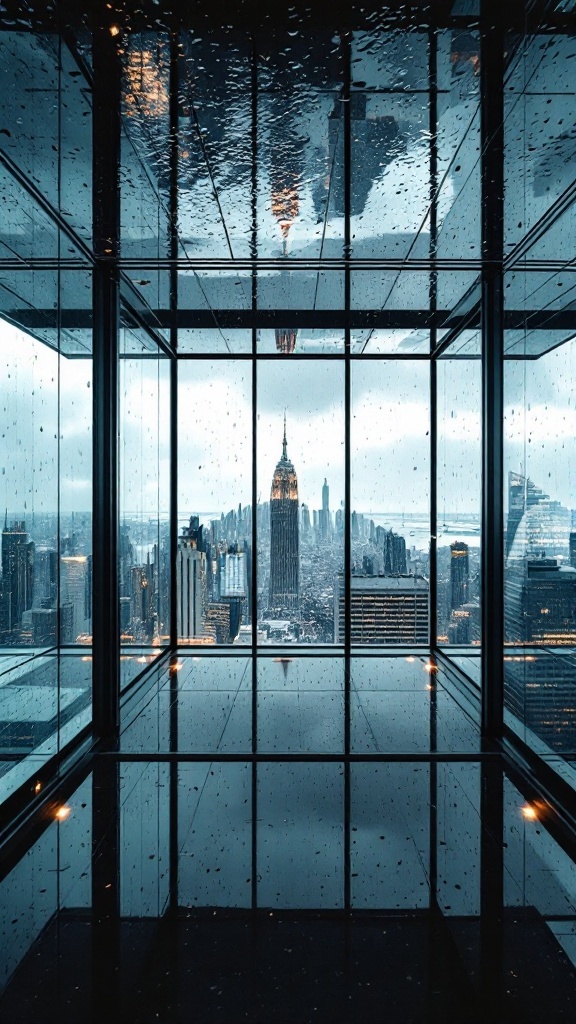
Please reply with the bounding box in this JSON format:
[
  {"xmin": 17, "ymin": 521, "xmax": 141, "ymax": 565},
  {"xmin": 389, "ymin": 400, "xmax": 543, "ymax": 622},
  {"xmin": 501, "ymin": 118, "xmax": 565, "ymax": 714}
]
[{"xmin": 1, "ymin": 322, "xmax": 576, "ymax": 527}]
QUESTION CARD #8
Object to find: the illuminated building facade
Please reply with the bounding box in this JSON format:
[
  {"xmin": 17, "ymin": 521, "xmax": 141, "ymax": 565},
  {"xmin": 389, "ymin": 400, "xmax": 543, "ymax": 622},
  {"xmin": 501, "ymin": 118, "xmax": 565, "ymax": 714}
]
[
  {"xmin": 450, "ymin": 542, "xmax": 469, "ymax": 611},
  {"xmin": 335, "ymin": 575, "xmax": 429, "ymax": 644}
]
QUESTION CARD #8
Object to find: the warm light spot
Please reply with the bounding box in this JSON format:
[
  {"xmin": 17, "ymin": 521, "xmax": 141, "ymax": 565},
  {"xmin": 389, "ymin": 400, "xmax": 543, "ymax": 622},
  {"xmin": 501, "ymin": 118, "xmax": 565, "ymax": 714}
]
[
  {"xmin": 34, "ymin": 781, "xmax": 42, "ymax": 795},
  {"xmin": 424, "ymin": 662, "xmax": 437, "ymax": 674},
  {"xmin": 169, "ymin": 661, "xmax": 183, "ymax": 674},
  {"xmin": 55, "ymin": 805, "xmax": 71, "ymax": 821},
  {"xmin": 124, "ymin": 49, "xmax": 169, "ymax": 118},
  {"xmin": 425, "ymin": 683, "xmax": 433, "ymax": 690},
  {"xmin": 405, "ymin": 656, "xmax": 415, "ymax": 663},
  {"xmin": 521, "ymin": 805, "xmax": 538, "ymax": 821},
  {"xmin": 110, "ymin": 25, "xmax": 120, "ymax": 37}
]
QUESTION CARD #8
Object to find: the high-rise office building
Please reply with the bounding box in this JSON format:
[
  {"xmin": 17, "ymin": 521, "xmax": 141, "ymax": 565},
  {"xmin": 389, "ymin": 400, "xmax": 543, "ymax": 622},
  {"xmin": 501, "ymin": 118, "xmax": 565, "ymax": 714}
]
[
  {"xmin": 177, "ymin": 516, "xmax": 208, "ymax": 640},
  {"xmin": 269, "ymin": 418, "xmax": 299, "ymax": 611},
  {"xmin": 60, "ymin": 555, "xmax": 90, "ymax": 643},
  {"xmin": 221, "ymin": 550, "xmax": 248, "ymax": 599},
  {"xmin": 1, "ymin": 518, "xmax": 35, "ymax": 637},
  {"xmin": 335, "ymin": 575, "xmax": 429, "ymax": 644},
  {"xmin": 319, "ymin": 478, "xmax": 331, "ymax": 542},
  {"xmin": 450, "ymin": 542, "xmax": 469, "ymax": 611},
  {"xmin": 506, "ymin": 472, "xmax": 570, "ymax": 561},
  {"xmin": 505, "ymin": 558, "xmax": 576, "ymax": 644},
  {"xmin": 382, "ymin": 529, "xmax": 408, "ymax": 575},
  {"xmin": 33, "ymin": 548, "xmax": 58, "ymax": 609}
]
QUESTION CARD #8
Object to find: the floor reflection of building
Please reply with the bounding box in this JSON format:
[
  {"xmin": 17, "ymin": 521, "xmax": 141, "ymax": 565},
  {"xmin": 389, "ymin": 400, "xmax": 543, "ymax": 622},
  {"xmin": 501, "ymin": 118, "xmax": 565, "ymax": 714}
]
[
  {"xmin": 274, "ymin": 328, "xmax": 298, "ymax": 354},
  {"xmin": 328, "ymin": 93, "xmax": 405, "ymax": 219}
]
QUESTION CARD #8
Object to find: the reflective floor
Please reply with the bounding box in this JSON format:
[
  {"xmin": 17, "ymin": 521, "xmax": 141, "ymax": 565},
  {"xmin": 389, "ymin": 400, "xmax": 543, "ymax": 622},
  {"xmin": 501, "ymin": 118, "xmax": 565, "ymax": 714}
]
[
  {"xmin": 120, "ymin": 652, "xmax": 480, "ymax": 755},
  {"xmin": 1, "ymin": 659, "xmax": 576, "ymax": 1022}
]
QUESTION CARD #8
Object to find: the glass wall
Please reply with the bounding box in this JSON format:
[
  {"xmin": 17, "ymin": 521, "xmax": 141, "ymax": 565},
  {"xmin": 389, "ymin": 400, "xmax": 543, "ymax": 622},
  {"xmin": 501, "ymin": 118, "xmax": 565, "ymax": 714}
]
[
  {"xmin": 437, "ymin": 332, "xmax": 482, "ymax": 684},
  {"xmin": 0, "ymin": 290, "xmax": 92, "ymax": 802},
  {"xmin": 503, "ymin": 263, "xmax": 576, "ymax": 772},
  {"xmin": 177, "ymin": 360, "xmax": 252, "ymax": 646},
  {"xmin": 0, "ymin": 1, "xmax": 575, "ymax": 816},
  {"xmin": 119, "ymin": 322, "xmax": 170, "ymax": 688},
  {"xmin": 502, "ymin": 13, "xmax": 576, "ymax": 777}
]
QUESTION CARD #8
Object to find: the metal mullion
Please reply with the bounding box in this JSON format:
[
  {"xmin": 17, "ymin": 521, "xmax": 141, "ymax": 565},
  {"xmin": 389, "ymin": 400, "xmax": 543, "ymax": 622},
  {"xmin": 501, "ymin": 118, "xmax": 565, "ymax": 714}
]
[
  {"xmin": 479, "ymin": 5, "xmax": 506, "ymax": 1009},
  {"xmin": 0, "ymin": 147, "xmax": 95, "ymax": 266},
  {"xmin": 342, "ymin": 25, "xmax": 352, "ymax": 916},
  {"xmin": 429, "ymin": 25, "xmax": 438, "ymax": 657},
  {"xmin": 174, "ymin": 351, "xmax": 434, "ymax": 361},
  {"xmin": 100, "ymin": 751, "xmax": 499, "ymax": 764},
  {"xmin": 250, "ymin": 32, "xmax": 259, "ymax": 914},
  {"xmin": 92, "ymin": 19, "xmax": 121, "ymax": 742},
  {"xmin": 168, "ymin": 25, "xmax": 180, "ymax": 916},
  {"xmin": 480, "ymin": 0, "xmax": 505, "ymax": 742},
  {"xmin": 428, "ymin": 25, "xmax": 439, "ymax": 913},
  {"xmin": 168, "ymin": 26, "xmax": 179, "ymax": 654}
]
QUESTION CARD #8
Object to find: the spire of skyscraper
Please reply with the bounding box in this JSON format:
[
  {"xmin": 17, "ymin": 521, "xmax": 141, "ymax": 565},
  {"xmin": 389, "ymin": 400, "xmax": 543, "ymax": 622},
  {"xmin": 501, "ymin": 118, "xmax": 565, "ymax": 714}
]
[{"xmin": 269, "ymin": 417, "xmax": 299, "ymax": 611}]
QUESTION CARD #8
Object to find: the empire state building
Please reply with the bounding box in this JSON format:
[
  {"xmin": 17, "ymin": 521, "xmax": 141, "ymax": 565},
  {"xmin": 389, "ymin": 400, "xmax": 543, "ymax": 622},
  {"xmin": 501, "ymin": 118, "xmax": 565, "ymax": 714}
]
[{"xmin": 269, "ymin": 417, "xmax": 299, "ymax": 610}]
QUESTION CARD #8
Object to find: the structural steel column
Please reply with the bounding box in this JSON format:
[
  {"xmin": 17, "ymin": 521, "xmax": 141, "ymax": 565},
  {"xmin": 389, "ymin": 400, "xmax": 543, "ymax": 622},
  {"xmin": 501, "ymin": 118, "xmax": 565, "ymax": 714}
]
[
  {"xmin": 481, "ymin": 0, "xmax": 505, "ymax": 740},
  {"xmin": 92, "ymin": 17, "xmax": 121, "ymax": 741}
]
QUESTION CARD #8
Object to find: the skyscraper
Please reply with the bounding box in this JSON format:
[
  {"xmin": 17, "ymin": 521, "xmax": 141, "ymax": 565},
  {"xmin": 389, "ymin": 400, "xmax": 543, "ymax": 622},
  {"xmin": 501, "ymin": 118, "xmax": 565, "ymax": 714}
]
[
  {"xmin": 60, "ymin": 555, "xmax": 90, "ymax": 642},
  {"xmin": 320, "ymin": 478, "xmax": 330, "ymax": 541},
  {"xmin": 506, "ymin": 472, "xmax": 570, "ymax": 560},
  {"xmin": 177, "ymin": 516, "xmax": 208, "ymax": 639},
  {"xmin": 269, "ymin": 416, "xmax": 299, "ymax": 611},
  {"xmin": 450, "ymin": 542, "xmax": 469, "ymax": 611},
  {"xmin": 570, "ymin": 531, "xmax": 576, "ymax": 571},
  {"xmin": 1, "ymin": 517, "xmax": 35, "ymax": 638},
  {"xmin": 335, "ymin": 575, "xmax": 429, "ymax": 643}
]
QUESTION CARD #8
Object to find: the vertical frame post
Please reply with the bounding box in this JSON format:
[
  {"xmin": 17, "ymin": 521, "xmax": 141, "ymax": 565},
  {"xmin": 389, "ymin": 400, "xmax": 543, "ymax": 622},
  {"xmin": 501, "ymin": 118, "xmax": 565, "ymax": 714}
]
[
  {"xmin": 429, "ymin": 24, "xmax": 438, "ymax": 652},
  {"xmin": 92, "ymin": 17, "xmax": 121, "ymax": 742},
  {"xmin": 168, "ymin": 26, "xmax": 180, "ymax": 915},
  {"xmin": 342, "ymin": 25, "xmax": 352, "ymax": 915},
  {"xmin": 480, "ymin": 0, "xmax": 505, "ymax": 740},
  {"xmin": 250, "ymin": 32, "xmax": 259, "ymax": 913}
]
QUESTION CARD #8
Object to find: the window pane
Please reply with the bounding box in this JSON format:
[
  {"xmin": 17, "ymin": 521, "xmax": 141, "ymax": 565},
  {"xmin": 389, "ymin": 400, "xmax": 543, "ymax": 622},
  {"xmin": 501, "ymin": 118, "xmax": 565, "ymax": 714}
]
[
  {"xmin": 437, "ymin": 337, "xmax": 482, "ymax": 685},
  {"xmin": 119, "ymin": 328, "xmax": 170, "ymax": 687},
  {"xmin": 257, "ymin": 762, "xmax": 343, "ymax": 908},
  {"xmin": 257, "ymin": 360, "xmax": 344, "ymax": 644},
  {"xmin": 504, "ymin": 321, "xmax": 576, "ymax": 760},
  {"xmin": 350, "ymin": 361, "xmax": 430, "ymax": 645},
  {"xmin": 178, "ymin": 361, "xmax": 252, "ymax": 645}
]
